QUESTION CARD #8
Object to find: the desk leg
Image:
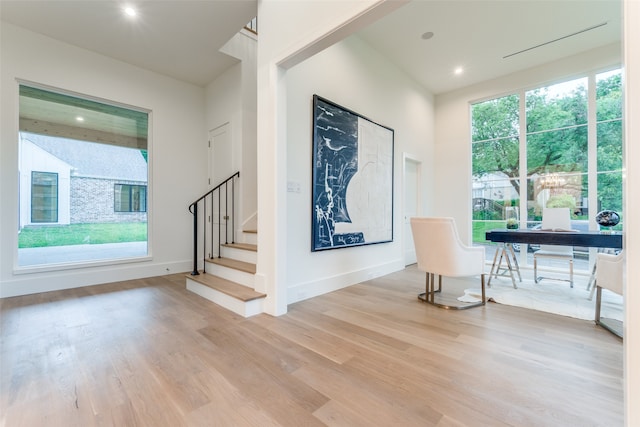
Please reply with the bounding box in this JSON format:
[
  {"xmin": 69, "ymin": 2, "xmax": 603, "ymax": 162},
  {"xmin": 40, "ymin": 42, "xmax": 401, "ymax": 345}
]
[
  {"xmin": 502, "ymin": 245, "xmax": 518, "ymax": 289},
  {"xmin": 506, "ymin": 243, "xmax": 522, "ymax": 284},
  {"xmin": 487, "ymin": 246, "xmax": 501, "ymax": 287},
  {"xmin": 488, "ymin": 244, "xmax": 519, "ymax": 289}
]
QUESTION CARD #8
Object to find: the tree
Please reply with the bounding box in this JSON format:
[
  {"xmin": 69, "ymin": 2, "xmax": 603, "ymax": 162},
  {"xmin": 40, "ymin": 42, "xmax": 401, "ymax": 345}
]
[
  {"xmin": 471, "ymin": 72, "xmax": 623, "ymax": 224},
  {"xmin": 472, "ymin": 95, "xmax": 520, "ymax": 193}
]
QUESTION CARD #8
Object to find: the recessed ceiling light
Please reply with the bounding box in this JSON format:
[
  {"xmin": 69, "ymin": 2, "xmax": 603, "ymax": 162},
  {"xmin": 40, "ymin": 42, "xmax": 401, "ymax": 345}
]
[
  {"xmin": 76, "ymin": 116, "xmax": 84, "ymax": 122},
  {"xmin": 123, "ymin": 6, "xmax": 137, "ymax": 17},
  {"xmin": 421, "ymin": 31, "xmax": 434, "ymax": 40},
  {"xmin": 454, "ymin": 67, "xmax": 464, "ymax": 75}
]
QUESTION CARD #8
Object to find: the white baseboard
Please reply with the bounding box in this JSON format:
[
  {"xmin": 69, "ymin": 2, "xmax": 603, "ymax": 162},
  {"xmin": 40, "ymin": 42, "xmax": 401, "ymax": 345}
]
[
  {"xmin": 0, "ymin": 259, "xmax": 192, "ymax": 298},
  {"xmin": 287, "ymin": 259, "xmax": 404, "ymax": 305}
]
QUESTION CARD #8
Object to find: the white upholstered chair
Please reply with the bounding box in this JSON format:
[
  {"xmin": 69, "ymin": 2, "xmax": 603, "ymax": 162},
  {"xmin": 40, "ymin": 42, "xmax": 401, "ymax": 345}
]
[
  {"xmin": 410, "ymin": 217, "xmax": 486, "ymax": 309},
  {"xmin": 595, "ymin": 250, "xmax": 624, "ymax": 337},
  {"xmin": 534, "ymin": 207, "xmax": 574, "ymax": 287}
]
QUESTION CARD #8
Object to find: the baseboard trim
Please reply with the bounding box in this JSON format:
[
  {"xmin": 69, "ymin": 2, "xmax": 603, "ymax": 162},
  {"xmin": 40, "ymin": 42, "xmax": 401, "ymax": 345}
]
[{"xmin": 287, "ymin": 259, "xmax": 404, "ymax": 305}]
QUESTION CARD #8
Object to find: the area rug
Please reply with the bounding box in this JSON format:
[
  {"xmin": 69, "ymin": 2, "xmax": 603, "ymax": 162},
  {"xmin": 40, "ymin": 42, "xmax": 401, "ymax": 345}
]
[{"xmin": 459, "ymin": 276, "xmax": 623, "ymax": 321}]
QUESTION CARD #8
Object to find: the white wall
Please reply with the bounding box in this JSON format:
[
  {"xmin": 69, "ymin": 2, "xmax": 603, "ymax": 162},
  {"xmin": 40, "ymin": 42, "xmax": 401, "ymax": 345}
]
[
  {"xmin": 207, "ymin": 30, "xmax": 258, "ymax": 230},
  {"xmin": 434, "ymin": 43, "xmax": 621, "ymax": 243},
  {"xmin": 285, "ymin": 35, "xmax": 434, "ymax": 303},
  {"xmin": 19, "ymin": 139, "xmax": 72, "ymax": 227},
  {"xmin": 623, "ymin": 1, "xmax": 640, "ymax": 423},
  {"xmin": 0, "ymin": 23, "xmax": 207, "ymax": 296},
  {"xmin": 257, "ymin": 0, "xmax": 408, "ymax": 315}
]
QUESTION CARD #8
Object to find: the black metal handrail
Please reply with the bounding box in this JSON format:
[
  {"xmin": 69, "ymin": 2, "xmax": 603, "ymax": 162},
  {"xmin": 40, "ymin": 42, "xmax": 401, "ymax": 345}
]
[{"xmin": 189, "ymin": 171, "xmax": 240, "ymax": 275}]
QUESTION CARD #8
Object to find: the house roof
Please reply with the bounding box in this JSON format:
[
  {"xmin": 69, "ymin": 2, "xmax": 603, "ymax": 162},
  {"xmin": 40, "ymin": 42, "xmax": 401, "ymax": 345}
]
[{"xmin": 22, "ymin": 132, "xmax": 147, "ymax": 182}]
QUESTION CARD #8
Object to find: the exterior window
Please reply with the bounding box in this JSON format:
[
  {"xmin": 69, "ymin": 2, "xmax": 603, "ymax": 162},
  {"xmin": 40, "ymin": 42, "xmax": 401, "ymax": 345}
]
[
  {"xmin": 596, "ymin": 70, "xmax": 623, "ymax": 218},
  {"xmin": 18, "ymin": 84, "xmax": 149, "ymax": 268},
  {"xmin": 31, "ymin": 171, "xmax": 58, "ymax": 223},
  {"xmin": 471, "ymin": 69, "xmax": 623, "ymax": 270},
  {"xmin": 115, "ymin": 184, "xmax": 147, "ymax": 212},
  {"xmin": 471, "ymin": 95, "xmax": 520, "ymax": 220},
  {"xmin": 526, "ymin": 77, "xmax": 589, "ymax": 224},
  {"xmin": 471, "ymin": 94, "xmax": 520, "ymax": 237}
]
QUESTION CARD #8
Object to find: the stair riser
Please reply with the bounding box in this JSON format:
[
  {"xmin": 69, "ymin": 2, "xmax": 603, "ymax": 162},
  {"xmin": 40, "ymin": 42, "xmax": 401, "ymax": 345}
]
[
  {"xmin": 205, "ymin": 262, "xmax": 255, "ymax": 287},
  {"xmin": 241, "ymin": 232, "xmax": 257, "ymax": 245},
  {"xmin": 221, "ymin": 246, "xmax": 257, "ymax": 264},
  {"xmin": 186, "ymin": 279, "xmax": 264, "ymax": 317}
]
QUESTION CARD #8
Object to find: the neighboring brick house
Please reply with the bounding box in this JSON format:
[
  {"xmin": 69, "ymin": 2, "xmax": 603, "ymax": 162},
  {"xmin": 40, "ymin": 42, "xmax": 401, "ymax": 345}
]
[{"xmin": 19, "ymin": 132, "xmax": 147, "ymax": 228}]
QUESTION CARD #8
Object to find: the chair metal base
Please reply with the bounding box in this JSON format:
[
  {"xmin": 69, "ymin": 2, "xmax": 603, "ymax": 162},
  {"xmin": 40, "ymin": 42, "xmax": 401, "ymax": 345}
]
[
  {"xmin": 595, "ymin": 286, "xmax": 623, "ymax": 338},
  {"xmin": 417, "ymin": 272, "xmax": 486, "ymax": 310},
  {"xmin": 534, "ymin": 252, "xmax": 574, "ymax": 287}
]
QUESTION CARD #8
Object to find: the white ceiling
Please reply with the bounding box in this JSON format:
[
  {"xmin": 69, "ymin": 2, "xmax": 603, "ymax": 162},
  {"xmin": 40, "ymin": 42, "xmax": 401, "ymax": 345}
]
[
  {"xmin": 0, "ymin": 0, "xmax": 622, "ymax": 94},
  {"xmin": 358, "ymin": 0, "xmax": 622, "ymax": 94},
  {"xmin": 0, "ymin": 0, "xmax": 258, "ymax": 87}
]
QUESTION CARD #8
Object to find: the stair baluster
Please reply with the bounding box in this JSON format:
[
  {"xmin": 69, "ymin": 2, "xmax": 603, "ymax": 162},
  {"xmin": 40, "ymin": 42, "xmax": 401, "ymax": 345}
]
[{"xmin": 188, "ymin": 171, "xmax": 240, "ymax": 275}]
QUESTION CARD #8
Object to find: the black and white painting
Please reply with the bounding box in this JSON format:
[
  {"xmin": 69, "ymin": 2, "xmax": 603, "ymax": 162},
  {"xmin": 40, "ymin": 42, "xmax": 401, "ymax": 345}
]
[{"xmin": 311, "ymin": 95, "xmax": 394, "ymax": 251}]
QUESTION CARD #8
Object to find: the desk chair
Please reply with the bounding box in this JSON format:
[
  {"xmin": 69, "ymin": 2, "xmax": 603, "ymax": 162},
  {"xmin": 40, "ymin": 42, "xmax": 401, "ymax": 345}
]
[
  {"xmin": 410, "ymin": 217, "xmax": 486, "ymax": 309},
  {"xmin": 595, "ymin": 250, "xmax": 624, "ymax": 338},
  {"xmin": 534, "ymin": 207, "xmax": 574, "ymax": 287}
]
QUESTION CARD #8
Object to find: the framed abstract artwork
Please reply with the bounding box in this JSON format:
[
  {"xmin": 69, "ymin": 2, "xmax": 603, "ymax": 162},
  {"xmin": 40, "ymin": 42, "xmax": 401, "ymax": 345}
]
[{"xmin": 311, "ymin": 95, "xmax": 394, "ymax": 251}]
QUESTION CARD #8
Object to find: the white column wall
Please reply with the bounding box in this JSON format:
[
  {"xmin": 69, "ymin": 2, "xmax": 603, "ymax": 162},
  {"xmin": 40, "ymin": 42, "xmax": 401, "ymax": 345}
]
[
  {"xmin": 0, "ymin": 23, "xmax": 207, "ymax": 296},
  {"xmin": 285, "ymin": 35, "xmax": 434, "ymax": 303},
  {"xmin": 623, "ymin": 1, "xmax": 639, "ymax": 423}
]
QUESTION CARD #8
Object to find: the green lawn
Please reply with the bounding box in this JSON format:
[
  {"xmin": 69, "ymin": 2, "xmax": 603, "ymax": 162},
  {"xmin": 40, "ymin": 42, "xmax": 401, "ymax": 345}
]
[
  {"xmin": 472, "ymin": 220, "xmax": 507, "ymax": 245},
  {"xmin": 18, "ymin": 223, "xmax": 147, "ymax": 248}
]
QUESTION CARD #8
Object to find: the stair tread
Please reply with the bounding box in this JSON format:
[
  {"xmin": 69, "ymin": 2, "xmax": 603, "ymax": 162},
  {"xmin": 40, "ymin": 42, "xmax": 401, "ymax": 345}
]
[
  {"xmin": 187, "ymin": 273, "xmax": 265, "ymax": 302},
  {"xmin": 243, "ymin": 229, "xmax": 257, "ymax": 234},
  {"xmin": 207, "ymin": 257, "xmax": 256, "ymax": 274},
  {"xmin": 222, "ymin": 242, "xmax": 257, "ymax": 252}
]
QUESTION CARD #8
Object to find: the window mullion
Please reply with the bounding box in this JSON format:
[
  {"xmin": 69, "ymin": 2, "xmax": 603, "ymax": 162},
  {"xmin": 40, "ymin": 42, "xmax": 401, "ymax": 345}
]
[
  {"xmin": 587, "ymin": 73, "xmax": 599, "ymax": 268},
  {"xmin": 587, "ymin": 73, "xmax": 598, "ymax": 231},
  {"xmin": 518, "ymin": 89, "xmax": 527, "ymax": 230}
]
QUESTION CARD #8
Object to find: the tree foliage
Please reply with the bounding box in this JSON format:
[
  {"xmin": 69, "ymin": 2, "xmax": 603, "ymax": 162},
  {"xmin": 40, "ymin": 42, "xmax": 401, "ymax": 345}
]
[{"xmin": 471, "ymin": 72, "xmax": 623, "ymax": 214}]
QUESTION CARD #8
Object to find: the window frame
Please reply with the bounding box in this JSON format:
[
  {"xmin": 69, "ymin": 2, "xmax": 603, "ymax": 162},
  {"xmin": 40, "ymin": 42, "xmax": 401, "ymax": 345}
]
[{"xmin": 16, "ymin": 81, "xmax": 151, "ymax": 272}]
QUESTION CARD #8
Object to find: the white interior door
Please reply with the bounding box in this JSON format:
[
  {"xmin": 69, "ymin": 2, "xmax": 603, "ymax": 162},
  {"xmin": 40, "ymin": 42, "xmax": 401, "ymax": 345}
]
[
  {"xmin": 404, "ymin": 156, "xmax": 421, "ymax": 266},
  {"xmin": 209, "ymin": 123, "xmax": 233, "ymax": 188},
  {"xmin": 207, "ymin": 123, "xmax": 233, "ymax": 255}
]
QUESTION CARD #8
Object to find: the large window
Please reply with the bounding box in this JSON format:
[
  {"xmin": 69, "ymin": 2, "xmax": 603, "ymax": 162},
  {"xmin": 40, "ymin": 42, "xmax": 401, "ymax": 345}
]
[
  {"xmin": 18, "ymin": 84, "xmax": 149, "ymax": 268},
  {"xmin": 472, "ymin": 94, "xmax": 520, "ymax": 225},
  {"xmin": 31, "ymin": 171, "xmax": 58, "ymax": 223},
  {"xmin": 471, "ymin": 69, "xmax": 623, "ymax": 269},
  {"xmin": 526, "ymin": 77, "xmax": 589, "ymax": 224},
  {"xmin": 596, "ymin": 70, "xmax": 624, "ymax": 217}
]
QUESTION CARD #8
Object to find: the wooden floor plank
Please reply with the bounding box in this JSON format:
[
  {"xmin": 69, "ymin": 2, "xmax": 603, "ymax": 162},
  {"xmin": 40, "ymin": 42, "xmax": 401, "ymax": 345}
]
[{"xmin": 0, "ymin": 266, "xmax": 623, "ymax": 426}]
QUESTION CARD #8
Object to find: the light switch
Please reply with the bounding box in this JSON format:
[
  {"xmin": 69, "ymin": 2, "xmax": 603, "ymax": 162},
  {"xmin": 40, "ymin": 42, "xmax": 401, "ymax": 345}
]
[{"xmin": 287, "ymin": 181, "xmax": 301, "ymax": 193}]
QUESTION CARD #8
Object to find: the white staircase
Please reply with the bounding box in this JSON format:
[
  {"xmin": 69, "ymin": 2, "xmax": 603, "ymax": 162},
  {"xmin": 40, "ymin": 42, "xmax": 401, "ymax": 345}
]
[{"xmin": 186, "ymin": 230, "xmax": 265, "ymax": 317}]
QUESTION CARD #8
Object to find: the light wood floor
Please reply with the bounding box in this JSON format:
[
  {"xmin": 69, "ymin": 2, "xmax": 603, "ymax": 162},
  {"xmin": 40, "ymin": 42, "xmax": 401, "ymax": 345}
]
[{"xmin": 1, "ymin": 266, "xmax": 623, "ymax": 426}]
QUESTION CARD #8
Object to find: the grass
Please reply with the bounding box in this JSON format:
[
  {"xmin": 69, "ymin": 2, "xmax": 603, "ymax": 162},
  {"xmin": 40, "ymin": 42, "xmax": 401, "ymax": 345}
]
[
  {"xmin": 18, "ymin": 223, "xmax": 147, "ymax": 248},
  {"xmin": 472, "ymin": 220, "xmax": 506, "ymax": 244}
]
